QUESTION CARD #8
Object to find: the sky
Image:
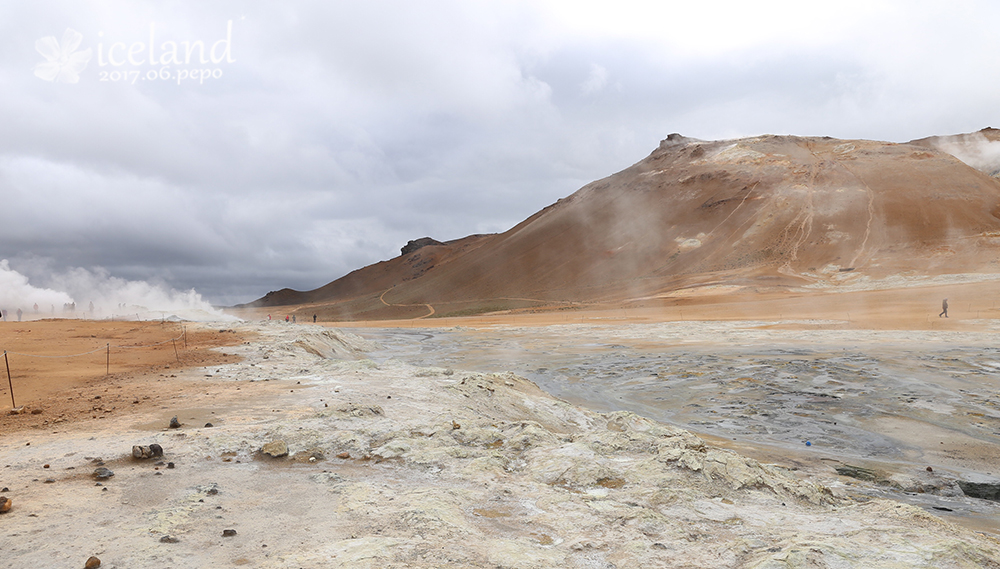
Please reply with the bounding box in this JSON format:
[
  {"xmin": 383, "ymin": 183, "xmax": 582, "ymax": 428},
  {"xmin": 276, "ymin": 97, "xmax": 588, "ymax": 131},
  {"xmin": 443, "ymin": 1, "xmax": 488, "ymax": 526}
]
[{"xmin": 2, "ymin": 0, "xmax": 1000, "ymax": 309}]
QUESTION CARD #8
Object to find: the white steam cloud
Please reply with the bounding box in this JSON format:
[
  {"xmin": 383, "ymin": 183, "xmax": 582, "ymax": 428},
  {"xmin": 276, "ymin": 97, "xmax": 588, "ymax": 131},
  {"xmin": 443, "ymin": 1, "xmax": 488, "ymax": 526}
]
[
  {"xmin": 931, "ymin": 132, "xmax": 1000, "ymax": 177},
  {"xmin": 0, "ymin": 260, "xmax": 236, "ymax": 322}
]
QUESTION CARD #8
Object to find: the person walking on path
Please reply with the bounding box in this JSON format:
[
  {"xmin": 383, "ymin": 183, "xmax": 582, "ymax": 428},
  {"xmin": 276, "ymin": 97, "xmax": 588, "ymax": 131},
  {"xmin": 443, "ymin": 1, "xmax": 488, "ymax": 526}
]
[
  {"xmin": 940, "ymin": 298, "xmax": 949, "ymax": 318},
  {"xmin": 313, "ymin": 314, "xmax": 317, "ymax": 323}
]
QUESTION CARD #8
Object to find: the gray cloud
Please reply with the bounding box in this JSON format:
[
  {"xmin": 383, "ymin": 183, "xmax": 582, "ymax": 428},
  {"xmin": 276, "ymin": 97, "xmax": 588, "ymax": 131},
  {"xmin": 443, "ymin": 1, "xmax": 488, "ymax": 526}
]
[{"xmin": 1, "ymin": 1, "xmax": 999, "ymax": 306}]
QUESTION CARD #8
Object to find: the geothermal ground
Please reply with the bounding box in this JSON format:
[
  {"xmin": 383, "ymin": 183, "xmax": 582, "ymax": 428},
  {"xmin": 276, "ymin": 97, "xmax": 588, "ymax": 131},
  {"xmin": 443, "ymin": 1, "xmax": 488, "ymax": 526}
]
[{"xmin": 4, "ymin": 284, "xmax": 1000, "ymax": 567}]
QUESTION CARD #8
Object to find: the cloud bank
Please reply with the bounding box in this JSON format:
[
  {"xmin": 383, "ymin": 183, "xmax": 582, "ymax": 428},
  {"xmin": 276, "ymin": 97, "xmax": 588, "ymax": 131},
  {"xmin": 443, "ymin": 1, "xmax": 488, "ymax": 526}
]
[{"xmin": 3, "ymin": 1, "xmax": 1000, "ymax": 304}]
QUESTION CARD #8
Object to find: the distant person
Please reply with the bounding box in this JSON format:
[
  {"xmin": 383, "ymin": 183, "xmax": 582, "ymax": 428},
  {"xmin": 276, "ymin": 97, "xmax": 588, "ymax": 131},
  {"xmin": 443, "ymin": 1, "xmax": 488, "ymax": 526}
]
[
  {"xmin": 285, "ymin": 315, "xmax": 289, "ymax": 322},
  {"xmin": 313, "ymin": 314, "xmax": 317, "ymax": 323},
  {"xmin": 292, "ymin": 315, "xmax": 296, "ymax": 323},
  {"xmin": 267, "ymin": 314, "xmax": 271, "ymax": 320},
  {"xmin": 940, "ymin": 298, "xmax": 949, "ymax": 318},
  {"xmin": 16, "ymin": 308, "xmax": 22, "ymax": 321}
]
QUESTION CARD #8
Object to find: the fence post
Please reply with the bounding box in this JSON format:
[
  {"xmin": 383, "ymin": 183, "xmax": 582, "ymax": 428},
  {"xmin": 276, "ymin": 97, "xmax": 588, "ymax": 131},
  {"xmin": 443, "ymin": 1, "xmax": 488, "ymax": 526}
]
[
  {"xmin": 4, "ymin": 351, "xmax": 13, "ymax": 408},
  {"xmin": 106, "ymin": 343, "xmax": 110, "ymax": 375},
  {"xmin": 172, "ymin": 339, "xmax": 179, "ymax": 362}
]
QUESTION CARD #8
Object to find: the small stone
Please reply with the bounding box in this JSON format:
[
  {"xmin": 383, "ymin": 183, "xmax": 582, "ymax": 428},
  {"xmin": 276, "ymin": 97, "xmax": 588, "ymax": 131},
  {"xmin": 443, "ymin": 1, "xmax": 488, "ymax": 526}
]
[
  {"xmin": 169, "ymin": 416, "xmax": 181, "ymax": 428},
  {"xmin": 159, "ymin": 535, "xmax": 180, "ymax": 543},
  {"xmin": 93, "ymin": 467, "xmax": 114, "ymax": 480},
  {"xmin": 43, "ymin": 464, "xmax": 49, "ymax": 468},
  {"xmin": 222, "ymin": 529, "xmax": 237, "ymax": 537},
  {"xmin": 44, "ymin": 478, "xmax": 55, "ymax": 484},
  {"xmin": 30, "ymin": 408, "xmax": 42, "ymax": 415},
  {"xmin": 337, "ymin": 452, "xmax": 350, "ymax": 459},
  {"xmin": 261, "ymin": 440, "xmax": 288, "ymax": 458},
  {"xmin": 926, "ymin": 466, "xmax": 934, "ymax": 472},
  {"xmin": 9, "ymin": 407, "xmax": 23, "ymax": 415},
  {"xmin": 452, "ymin": 421, "xmax": 461, "ymax": 430},
  {"xmin": 166, "ymin": 462, "xmax": 175, "ymax": 469},
  {"xmin": 132, "ymin": 445, "xmax": 150, "ymax": 459},
  {"xmin": 0, "ymin": 496, "xmax": 11, "ymax": 513},
  {"xmin": 85, "ymin": 556, "xmax": 101, "ymax": 568},
  {"xmin": 204, "ymin": 423, "xmax": 214, "ymax": 428},
  {"xmin": 207, "ymin": 488, "xmax": 219, "ymax": 495}
]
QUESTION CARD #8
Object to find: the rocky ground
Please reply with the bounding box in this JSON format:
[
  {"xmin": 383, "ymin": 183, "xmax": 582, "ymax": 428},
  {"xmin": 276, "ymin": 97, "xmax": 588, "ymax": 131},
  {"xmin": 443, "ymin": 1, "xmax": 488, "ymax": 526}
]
[{"xmin": 3, "ymin": 321, "xmax": 1000, "ymax": 568}]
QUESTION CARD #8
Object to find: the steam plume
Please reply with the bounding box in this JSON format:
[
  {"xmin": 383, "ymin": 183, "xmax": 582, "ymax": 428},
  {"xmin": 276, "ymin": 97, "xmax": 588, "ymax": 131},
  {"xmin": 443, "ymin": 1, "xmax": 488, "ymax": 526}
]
[{"xmin": 0, "ymin": 260, "xmax": 234, "ymax": 321}]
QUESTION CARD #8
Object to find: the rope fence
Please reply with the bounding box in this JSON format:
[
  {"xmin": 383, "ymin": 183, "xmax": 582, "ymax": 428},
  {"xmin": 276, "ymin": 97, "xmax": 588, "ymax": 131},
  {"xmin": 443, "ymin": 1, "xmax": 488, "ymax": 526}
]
[{"xmin": 2, "ymin": 326, "xmax": 188, "ymax": 409}]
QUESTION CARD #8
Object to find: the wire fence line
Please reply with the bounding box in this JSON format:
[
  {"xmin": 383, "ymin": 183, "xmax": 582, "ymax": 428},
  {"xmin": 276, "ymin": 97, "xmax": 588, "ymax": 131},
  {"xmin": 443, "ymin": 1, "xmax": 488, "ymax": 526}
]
[
  {"xmin": 2, "ymin": 345, "xmax": 109, "ymax": 359},
  {"xmin": 2, "ymin": 330, "xmax": 186, "ymax": 358},
  {"xmin": 2, "ymin": 326, "xmax": 188, "ymax": 408}
]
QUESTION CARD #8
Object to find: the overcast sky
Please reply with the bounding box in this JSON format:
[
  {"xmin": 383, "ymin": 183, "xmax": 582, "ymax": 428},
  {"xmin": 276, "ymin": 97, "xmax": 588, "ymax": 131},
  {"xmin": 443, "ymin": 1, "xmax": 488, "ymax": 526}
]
[{"xmin": 3, "ymin": 0, "xmax": 1000, "ymax": 306}]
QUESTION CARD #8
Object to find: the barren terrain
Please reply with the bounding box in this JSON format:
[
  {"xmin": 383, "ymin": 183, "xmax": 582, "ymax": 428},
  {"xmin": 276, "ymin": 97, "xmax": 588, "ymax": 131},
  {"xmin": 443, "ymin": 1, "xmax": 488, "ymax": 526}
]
[{"xmin": 5, "ymin": 288, "xmax": 1000, "ymax": 567}]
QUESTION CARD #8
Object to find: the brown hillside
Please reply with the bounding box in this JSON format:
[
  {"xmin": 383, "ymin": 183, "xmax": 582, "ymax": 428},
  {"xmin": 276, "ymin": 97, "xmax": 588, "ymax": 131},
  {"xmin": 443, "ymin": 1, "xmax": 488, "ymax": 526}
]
[
  {"xmin": 245, "ymin": 132, "xmax": 1000, "ymax": 320},
  {"xmin": 910, "ymin": 126, "xmax": 1000, "ymax": 178}
]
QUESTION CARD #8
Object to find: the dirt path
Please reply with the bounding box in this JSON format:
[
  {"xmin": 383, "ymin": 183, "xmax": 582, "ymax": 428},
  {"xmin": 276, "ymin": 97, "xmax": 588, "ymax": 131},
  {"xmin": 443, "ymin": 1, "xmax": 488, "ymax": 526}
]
[{"xmin": 379, "ymin": 287, "xmax": 435, "ymax": 318}]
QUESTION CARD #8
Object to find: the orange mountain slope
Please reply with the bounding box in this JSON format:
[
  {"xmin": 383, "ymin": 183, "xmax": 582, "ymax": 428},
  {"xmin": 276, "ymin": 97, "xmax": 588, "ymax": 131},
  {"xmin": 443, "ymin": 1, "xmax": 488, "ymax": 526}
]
[{"xmin": 243, "ymin": 132, "xmax": 1000, "ymax": 320}]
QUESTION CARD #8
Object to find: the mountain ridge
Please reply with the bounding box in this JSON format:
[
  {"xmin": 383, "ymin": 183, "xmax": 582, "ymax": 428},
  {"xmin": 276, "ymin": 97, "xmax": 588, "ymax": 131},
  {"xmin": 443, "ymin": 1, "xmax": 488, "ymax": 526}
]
[{"xmin": 241, "ymin": 130, "xmax": 1000, "ymax": 320}]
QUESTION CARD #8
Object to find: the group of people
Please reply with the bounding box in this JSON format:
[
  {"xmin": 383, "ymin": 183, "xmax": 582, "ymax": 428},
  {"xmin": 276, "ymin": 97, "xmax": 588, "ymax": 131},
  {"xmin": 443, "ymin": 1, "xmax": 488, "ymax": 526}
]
[
  {"xmin": 266, "ymin": 314, "xmax": 319, "ymax": 323},
  {"xmin": 0, "ymin": 301, "xmax": 101, "ymax": 321}
]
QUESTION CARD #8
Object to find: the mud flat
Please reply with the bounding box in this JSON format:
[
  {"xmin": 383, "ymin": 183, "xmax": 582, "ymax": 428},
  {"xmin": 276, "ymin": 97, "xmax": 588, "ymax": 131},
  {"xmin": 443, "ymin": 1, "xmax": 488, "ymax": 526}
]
[{"xmin": 2, "ymin": 321, "xmax": 1000, "ymax": 567}]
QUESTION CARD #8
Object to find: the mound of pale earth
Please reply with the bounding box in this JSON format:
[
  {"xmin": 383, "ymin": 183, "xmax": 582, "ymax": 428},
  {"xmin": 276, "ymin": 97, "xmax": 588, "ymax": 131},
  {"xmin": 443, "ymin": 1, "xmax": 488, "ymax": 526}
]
[
  {"xmin": 2, "ymin": 323, "xmax": 1000, "ymax": 568},
  {"xmin": 243, "ymin": 131, "xmax": 1000, "ymax": 321}
]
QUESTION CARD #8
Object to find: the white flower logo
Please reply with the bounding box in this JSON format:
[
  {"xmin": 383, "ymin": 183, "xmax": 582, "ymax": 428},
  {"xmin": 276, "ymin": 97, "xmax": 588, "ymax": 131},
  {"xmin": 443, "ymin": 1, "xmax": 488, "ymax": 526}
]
[{"xmin": 34, "ymin": 28, "xmax": 92, "ymax": 83}]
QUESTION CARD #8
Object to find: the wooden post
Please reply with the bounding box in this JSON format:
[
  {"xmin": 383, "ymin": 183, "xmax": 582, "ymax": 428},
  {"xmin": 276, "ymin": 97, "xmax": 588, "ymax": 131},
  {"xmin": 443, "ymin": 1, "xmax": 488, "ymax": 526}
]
[
  {"xmin": 4, "ymin": 351, "xmax": 14, "ymax": 408},
  {"xmin": 106, "ymin": 343, "xmax": 110, "ymax": 375},
  {"xmin": 172, "ymin": 339, "xmax": 179, "ymax": 362},
  {"xmin": 183, "ymin": 325, "xmax": 187, "ymax": 349}
]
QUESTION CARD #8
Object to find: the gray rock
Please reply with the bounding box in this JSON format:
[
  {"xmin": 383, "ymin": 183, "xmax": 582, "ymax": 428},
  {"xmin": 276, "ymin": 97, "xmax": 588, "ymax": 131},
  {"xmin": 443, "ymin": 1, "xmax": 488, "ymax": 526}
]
[
  {"xmin": 132, "ymin": 444, "xmax": 163, "ymax": 459},
  {"xmin": 168, "ymin": 416, "xmax": 181, "ymax": 428},
  {"xmin": 93, "ymin": 467, "xmax": 114, "ymax": 480},
  {"xmin": 261, "ymin": 440, "xmax": 288, "ymax": 458},
  {"xmin": 958, "ymin": 480, "xmax": 1000, "ymax": 501}
]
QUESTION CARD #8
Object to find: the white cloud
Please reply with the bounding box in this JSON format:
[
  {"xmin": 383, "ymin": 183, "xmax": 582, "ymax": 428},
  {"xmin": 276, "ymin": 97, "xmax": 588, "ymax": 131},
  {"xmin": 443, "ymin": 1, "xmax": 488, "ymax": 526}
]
[
  {"xmin": 2, "ymin": 0, "xmax": 1000, "ymax": 304},
  {"xmin": 580, "ymin": 63, "xmax": 608, "ymax": 95}
]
